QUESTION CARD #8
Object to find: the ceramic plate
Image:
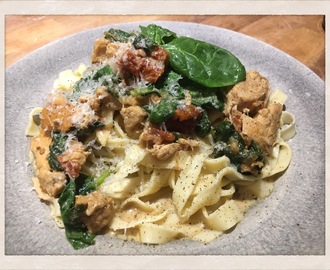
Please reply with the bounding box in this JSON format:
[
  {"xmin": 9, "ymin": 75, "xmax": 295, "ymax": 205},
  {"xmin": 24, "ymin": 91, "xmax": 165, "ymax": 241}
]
[{"xmin": 5, "ymin": 21, "xmax": 325, "ymax": 255}]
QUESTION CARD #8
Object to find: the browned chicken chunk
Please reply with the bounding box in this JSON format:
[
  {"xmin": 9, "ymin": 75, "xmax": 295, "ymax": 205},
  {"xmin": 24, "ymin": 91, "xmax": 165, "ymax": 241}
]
[
  {"xmin": 139, "ymin": 126, "xmax": 176, "ymax": 146},
  {"xmin": 241, "ymin": 102, "xmax": 282, "ymax": 156},
  {"xmin": 79, "ymin": 87, "xmax": 122, "ymax": 113},
  {"xmin": 148, "ymin": 143, "xmax": 182, "ymax": 160},
  {"xmin": 41, "ymin": 93, "xmax": 99, "ymax": 133},
  {"xmin": 147, "ymin": 138, "xmax": 200, "ymax": 160},
  {"xmin": 30, "ymin": 132, "xmax": 66, "ymax": 197},
  {"xmin": 56, "ymin": 140, "xmax": 90, "ymax": 179},
  {"xmin": 40, "ymin": 94, "xmax": 76, "ymax": 133},
  {"xmin": 91, "ymin": 38, "xmax": 125, "ymax": 64},
  {"xmin": 75, "ymin": 191, "xmax": 114, "ymax": 234},
  {"xmin": 225, "ymin": 71, "xmax": 270, "ymax": 132},
  {"xmin": 224, "ymin": 71, "xmax": 283, "ymax": 157},
  {"xmin": 120, "ymin": 105, "xmax": 148, "ymax": 138}
]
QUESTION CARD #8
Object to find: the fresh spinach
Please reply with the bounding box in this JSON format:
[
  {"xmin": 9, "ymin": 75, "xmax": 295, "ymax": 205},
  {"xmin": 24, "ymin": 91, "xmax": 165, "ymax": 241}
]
[
  {"xmin": 195, "ymin": 110, "xmax": 211, "ymax": 137},
  {"xmin": 77, "ymin": 175, "xmax": 97, "ymax": 196},
  {"xmin": 139, "ymin": 24, "xmax": 177, "ymax": 45},
  {"xmin": 135, "ymin": 69, "xmax": 223, "ymax": 134},
  {"xmin": 78, "ymin": 170, "xmax": 111, "ymax": 195},
  {"xmin": 156, "ymin": 70, "xmax": 185, "ymax": 98},
  {"xmin": 92, "ymin": 65, "xmax": 123, "ymax": 97},
  {"xmin": 162, "ymin": 36, "xmax": 246, "ymax": 88},
  {"xmin": 92, "ymin": 65, "xmax": 113, "ymax": 80},
  {"xmin": 58, "ymin": 171, "xmax": 112, "ymax": 249},
  {"xmin": 148, "ymin": 98, "xmax": 180, "ymax": 124},
  {"xmin": 104, "ymin": 28, "xmax": 132, "ymax": 42},
  {"xmin": 71, "ymin": 77, "xmax": 88, "ymax": 101},
  {"xmin": 212, "ymin": 121, "xmax": 264, "ymax": 173},
  {"xmin": 58, "ymin": 178, "xmax": 96, "ymax": 249},
  {"xmin": 58, "ymin": 175, "xmax": 95, "ymax": 249},
  {"xmin": 48, "ymin": 133, "xmax": 68, "ymax": 171},
  {"xmin": 130, "ymin": 85, "xmax": 161, "ymax": 97},
  {"xmin": 72, "ymin": 65, "xmax": 123, "ymax": 100},
  {"xmin": 64, "ymin": 228, "xmax": 96, "ymax": 250},
  {"xmin": 212, "ymin": 120, "xmax": 237, "ymax": 143},
  {"xmin": 133, "ymin": 34, "xmax": 157, "ymax": 52},
  {"xmin": 76, "ymin": 121, "xmax": 105, "ymax": 139},
  {"xmin": 191, "ymin": 95, "xmax": 223, "ymax": 110}
]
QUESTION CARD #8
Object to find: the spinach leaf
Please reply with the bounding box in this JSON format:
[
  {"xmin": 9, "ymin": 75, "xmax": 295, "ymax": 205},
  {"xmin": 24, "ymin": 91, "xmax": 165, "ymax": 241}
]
[
  {"xmin": 64, "ymin": 229, "xmax": 96, "ymax": 250},
  {"xmin": 212, "ymin": 120, "xmax": 237, "ymax": 143},
  {"xmin": 76, "ymin": 121, "xmax": 105, "ymax": 139},
  {"xmin": 77, "ymin": 175, "xmax": 96, "ymax": 196},
  {"xmin": 58, "ymin": 171, "xmax": 112, "ymax": 249},
  {"xmin": 71, "ymin": 77, "xmax": 88, "ymax": 101},
  {"xmin": 195, "ymin": 110, "xmax": 211, "ymax": 137},
  {"xmin": 148, "ymin": 98, "xmax": 180, "ymax": 124},
  {"xmin": 48, "ymin": 133, "xmax": 68, "ymax": 171},
  {"xmin": 162, "ymin": 36, "xmax": 246, "ymax": 88},
  {"xmin": 191, "ymin": 95, "xmax": 223, "ymax": 111},
  {"xmin": 58, "ymin": 176, "xmax": 97, "ymax": 249},
  {"xmin": 77, "ymin": 170, "xmax": 111, "ymax": 195},
  {"xmin": 130, "ymin": 85, "xmax": 161, "ymax": 97},
  {"xmin": 156, "ymin": 70, "xmax": 185, "ymax": 99},
  {"xmin": 104, "ymin": 28, "xmax": 132, "ymax": 42},
  {"xmin": 212, "ymin": 121, "xmax": 264, "ymax": 173},
  {"xmin": 92, "ymin": 65, "xmax": 113, "ymax": 80},
  {"xmin": 59, "ymin": 180, "xmax": 84, "ymax": 228},
  {"xmin": 139, "ymin": 24, "xmax": 177, "ymax": 45},
  {"xmin": 133, "ymin": 34, "xmax": 157, "ymax": 52},
  {"xmin": 72, "ymin": 65, "xmax": 123, "ymax": 101},
  {"xmin": 214, "ymin": 140, "xmax": 263, "ymax": 171}
]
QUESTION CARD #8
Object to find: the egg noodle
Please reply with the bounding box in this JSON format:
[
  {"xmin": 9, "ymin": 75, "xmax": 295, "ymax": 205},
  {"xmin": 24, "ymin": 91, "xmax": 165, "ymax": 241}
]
[{"xmin": 26, "ymin": 24, "xmax": 296, "ymax": 248}]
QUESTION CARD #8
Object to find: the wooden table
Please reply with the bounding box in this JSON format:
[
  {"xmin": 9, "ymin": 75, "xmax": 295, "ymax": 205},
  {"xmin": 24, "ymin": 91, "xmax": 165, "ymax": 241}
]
[{"xmin": 5, "ymin": 15, "xmax": 325, "ymax": 80}]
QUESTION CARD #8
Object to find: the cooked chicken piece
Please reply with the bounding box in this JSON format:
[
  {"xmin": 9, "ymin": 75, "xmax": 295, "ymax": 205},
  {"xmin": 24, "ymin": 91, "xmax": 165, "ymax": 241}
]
[
  {"xmin": 120, "ymin": 105, "xmax": 147, "ymax": 138},
  {"xmin": 223, "ymin": 70, "xmax": 283, "ymax": 158},
  {"xmin": 241, "ymin": 102, "xmax": 283, "ymax": 156},
  {"xmin": 36, "ymin": 170, "xmax": 67, "ymax": 197},
  {"xmin": 148, "ymin": 143, "xmax": 182, "ymax": 160},
  {"xmin": 41, "ymin": 93, "xmax": 99, "ymax": 133},
  {"xmin": 119, "ymin": 46, "xmax": 169, "ymax": 83},
  {"xmin": 75, "ymin": 191, "xmax": 114, "ymax": 234},
  {"xmin": 40, "ymin": 94, "xmax": 76, "ymax": 133},
  {"xmin": 225, "ymin": 71, "xmax": 270, "ymax": 132},
  {"xmin": 101, "ymin": 93, "xmax": 122, "ymax": 111},
  {"xmin": 119, "ymin": 95, "xmax": 141, "ymax": 106},
  {"xmin": 91, "ymin": 38, "xmax": 130, "ymax": 64},
  {"xmin": 56, "ymin": 140, "xmax": 90, "ymax": 179},
  {"xmin": 70, "ymin": 103, "xmax": 99, "ymax": 130},
  {"xmin": 139, "ymin": 126, "xmax": 176, "ymax": 146},
  {"xmin": 30, "ymin": 132, "xmax": 66, "ymax": 197},
  {"xmin": 31, "ymin": 177, "xmax": 54, "ymax": 202},
  {"xmin": 148, "ymin": 138, "xmax": 200, "ymax": 160},
  {"xmin": 79, "ymin": 87, "xmax": 122, "ymax": 113}
]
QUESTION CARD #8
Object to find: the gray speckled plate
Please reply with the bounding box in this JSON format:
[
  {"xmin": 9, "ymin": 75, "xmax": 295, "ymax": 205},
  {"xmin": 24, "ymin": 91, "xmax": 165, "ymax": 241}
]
[{"xmin": 5, "ymin": 21, "xmax": 325, "ymax": 255}]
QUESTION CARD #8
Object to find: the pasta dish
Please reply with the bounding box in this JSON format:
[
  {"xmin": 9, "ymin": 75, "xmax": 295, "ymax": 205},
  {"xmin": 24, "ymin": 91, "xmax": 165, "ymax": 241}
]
[{"xmin": 26, "ymin": 24, "xmax": 296, "ymax": 249}]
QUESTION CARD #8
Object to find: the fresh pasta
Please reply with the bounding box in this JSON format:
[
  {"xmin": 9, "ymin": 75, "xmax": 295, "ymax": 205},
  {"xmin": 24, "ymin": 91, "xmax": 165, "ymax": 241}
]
[{"xmin": 26, "ymin": 24, "xmax": 296, "ymax": 249}]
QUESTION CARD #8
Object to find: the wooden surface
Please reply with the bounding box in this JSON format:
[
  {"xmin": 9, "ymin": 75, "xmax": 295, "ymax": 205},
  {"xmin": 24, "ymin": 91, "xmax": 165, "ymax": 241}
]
[{"xmin": 5, "ymin": 15, "xmax": 325, "ymax": 80}]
